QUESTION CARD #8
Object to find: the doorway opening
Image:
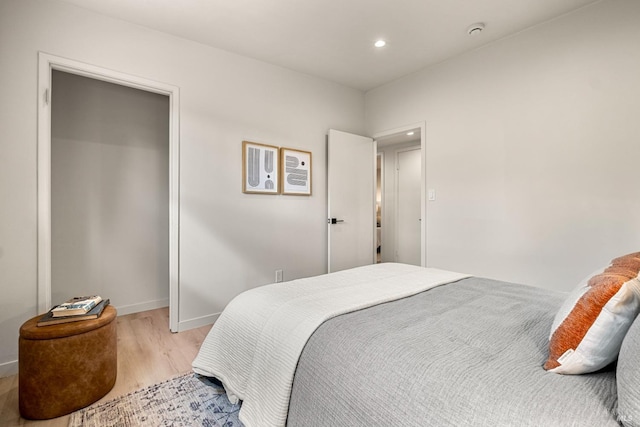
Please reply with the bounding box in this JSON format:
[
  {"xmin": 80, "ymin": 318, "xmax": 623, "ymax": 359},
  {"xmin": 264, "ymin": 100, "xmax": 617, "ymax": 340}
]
[
  {"xmin": 374, "ymin": 123, "xmax": 425, "ymax": 267},
  {"xmin": 37, "ymin": 53, "xmax": 181, "ymax": 331},
  {"xmin": 51, "ymin": 70, "xmax": 170, "ymax": 315}
]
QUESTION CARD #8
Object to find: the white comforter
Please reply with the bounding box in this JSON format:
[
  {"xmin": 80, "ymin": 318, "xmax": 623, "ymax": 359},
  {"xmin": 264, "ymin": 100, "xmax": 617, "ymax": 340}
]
[{"xmin": 192, "ymin": 263, "xmax": 469, "ymax": 427}]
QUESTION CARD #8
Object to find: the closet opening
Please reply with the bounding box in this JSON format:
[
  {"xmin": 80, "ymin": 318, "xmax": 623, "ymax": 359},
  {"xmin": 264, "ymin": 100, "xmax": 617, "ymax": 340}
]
[
  {"xmin": 50, "ymin": 70, "xmax": 170, "ymax": 316},
  {"xmin": 38, "ymin": 52, "xmax": 180, "ymax": 331}
]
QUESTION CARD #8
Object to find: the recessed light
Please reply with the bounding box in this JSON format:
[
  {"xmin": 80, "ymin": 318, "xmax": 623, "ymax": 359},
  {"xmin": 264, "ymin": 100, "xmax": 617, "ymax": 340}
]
[
  {"xmin": 406, "ymin": 131, "xmax": 415, "ymax": 136},
  {"xmin": 374, "ymin": 40, "xmax": 386, "ymax": 48}
]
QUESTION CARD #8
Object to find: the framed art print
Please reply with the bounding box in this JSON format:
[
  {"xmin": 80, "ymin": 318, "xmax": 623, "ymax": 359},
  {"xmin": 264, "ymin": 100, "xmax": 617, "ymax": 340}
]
[
  {"xmin": 242, "ymin": 141, "xmax": 279, "ymax": 194},
  {"xmin": 280, "ymin": 147, "xmax": 312, "ymax": 196}
]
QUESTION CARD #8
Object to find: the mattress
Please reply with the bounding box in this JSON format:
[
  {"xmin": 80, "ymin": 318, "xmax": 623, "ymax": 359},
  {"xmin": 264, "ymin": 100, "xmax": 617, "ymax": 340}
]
[
  {"xmin": 192, "ymin": 264, "xmax": 620, "ymax": 426},
  {"xmin": 287, "ymin": 276, "xmax": 619, "ymax": 426}
]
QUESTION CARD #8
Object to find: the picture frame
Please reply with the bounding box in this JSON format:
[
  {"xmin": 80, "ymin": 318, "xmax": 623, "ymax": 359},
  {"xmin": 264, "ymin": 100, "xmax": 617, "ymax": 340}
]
[
  {"xmin": 280, "ymin": 147, "xmax": 312, "ymax": 196},
  {"xmin": 242, "ymin": 141, "xmax": 280, "ymax": 194}
]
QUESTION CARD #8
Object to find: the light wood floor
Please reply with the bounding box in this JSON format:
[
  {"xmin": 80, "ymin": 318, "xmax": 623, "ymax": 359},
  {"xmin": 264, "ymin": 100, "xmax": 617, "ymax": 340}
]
[{"xmin": 0, "ymin": 307, "xmax": 213, "ymax": 427}]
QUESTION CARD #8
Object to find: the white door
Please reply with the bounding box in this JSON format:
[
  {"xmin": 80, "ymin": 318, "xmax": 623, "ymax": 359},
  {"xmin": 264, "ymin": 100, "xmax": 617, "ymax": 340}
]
[
  {"xmin": 396, "ymin": 148, "xmax": 421, "ymax": 265},
  {"xmin": 327, "ymin": 129, "xmax": 375, "ymax": 273}
]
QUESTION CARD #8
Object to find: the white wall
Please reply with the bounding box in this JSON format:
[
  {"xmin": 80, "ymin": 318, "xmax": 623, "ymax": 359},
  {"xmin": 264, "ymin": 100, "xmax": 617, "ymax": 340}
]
[
  {"xmin": 366, "ymin": 0, "xmax": 640, "ymax": 291},
  {"xmin": 0, "ymin": 0, "xmax": 364, "ymax": 376},
  {"xmin": 51, "ymin": 70, "xmax": 170, "ymax": 313}
]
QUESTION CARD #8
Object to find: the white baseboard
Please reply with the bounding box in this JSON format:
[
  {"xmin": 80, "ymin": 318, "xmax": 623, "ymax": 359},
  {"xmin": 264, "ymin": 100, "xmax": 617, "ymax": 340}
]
[
  {"xmin": 0, "ymin": 359, "xmax": 18, "ymax": 378},
  {"xmin": 177, "ymin": 312, "xmax": 220, "ymax": 332},
  {"xmin": 114, "ymin": 298, "xmax": 170, "ymax": 316}
]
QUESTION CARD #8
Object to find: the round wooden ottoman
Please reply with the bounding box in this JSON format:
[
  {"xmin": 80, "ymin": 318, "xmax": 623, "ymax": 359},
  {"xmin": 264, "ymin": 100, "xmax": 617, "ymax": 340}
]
[{"xmin": 19, "ymin": 305, "xmax": 117, "ymax": 420}]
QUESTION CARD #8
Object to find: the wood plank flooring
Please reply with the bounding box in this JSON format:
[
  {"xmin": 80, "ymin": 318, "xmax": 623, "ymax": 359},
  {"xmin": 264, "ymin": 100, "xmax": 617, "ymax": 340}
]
[{"xmin": 0, "ymin": 307, "xmax": 213, "ymax": 427}]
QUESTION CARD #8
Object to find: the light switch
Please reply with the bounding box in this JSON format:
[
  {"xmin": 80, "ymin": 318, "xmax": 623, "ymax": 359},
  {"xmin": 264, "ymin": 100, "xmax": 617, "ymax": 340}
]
[{"xmin": 428, "ymin": 189, "xmax": 436, "ymax": 201}]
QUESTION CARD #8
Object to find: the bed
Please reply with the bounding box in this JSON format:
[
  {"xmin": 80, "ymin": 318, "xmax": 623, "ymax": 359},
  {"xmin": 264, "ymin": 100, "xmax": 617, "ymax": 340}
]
[{"xmin": 192, "ymin": 261, "xmax": 640, "ymax": 427}]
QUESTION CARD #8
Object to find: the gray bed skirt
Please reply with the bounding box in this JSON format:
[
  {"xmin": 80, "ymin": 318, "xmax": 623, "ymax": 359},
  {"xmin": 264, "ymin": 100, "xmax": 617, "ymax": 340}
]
[{"xmin": 287, "ymin": 277, "xmax": 620, "ymax": 426}]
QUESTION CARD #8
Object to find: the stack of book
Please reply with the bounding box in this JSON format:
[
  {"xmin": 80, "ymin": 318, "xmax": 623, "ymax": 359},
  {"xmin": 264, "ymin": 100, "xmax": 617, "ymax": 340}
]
[{"xmin": 37, "ymin": 295, "xmax": 110, "ymax": 327}]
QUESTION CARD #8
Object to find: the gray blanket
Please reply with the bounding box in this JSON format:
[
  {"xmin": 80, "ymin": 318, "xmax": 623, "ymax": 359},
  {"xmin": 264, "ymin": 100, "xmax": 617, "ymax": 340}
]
[{"xmin": 288, "ymin": 277, "xmax": 619, "ymax": 426}]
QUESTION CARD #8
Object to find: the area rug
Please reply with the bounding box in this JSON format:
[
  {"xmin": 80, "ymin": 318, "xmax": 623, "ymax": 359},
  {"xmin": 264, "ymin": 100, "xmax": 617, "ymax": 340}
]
[{"xmin": 68, "ymin": 373, "xmax": 242, "ymax": 427}]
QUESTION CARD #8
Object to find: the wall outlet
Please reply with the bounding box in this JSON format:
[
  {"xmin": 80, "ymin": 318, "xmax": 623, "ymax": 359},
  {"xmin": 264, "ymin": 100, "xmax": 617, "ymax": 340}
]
[{"xmin": 275, "ymin": 269, "xmax": 283, "ymax": 283}]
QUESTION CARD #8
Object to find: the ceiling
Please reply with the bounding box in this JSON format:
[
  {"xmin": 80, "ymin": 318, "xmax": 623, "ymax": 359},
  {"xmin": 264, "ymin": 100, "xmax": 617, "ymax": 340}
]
[
  {"xmin": 376, "ymin": 128, "xmax": 421, "ymax": 147},
  {"xmin": 59, "ymin": 0, "xmax": 601, "ymax": 91}
]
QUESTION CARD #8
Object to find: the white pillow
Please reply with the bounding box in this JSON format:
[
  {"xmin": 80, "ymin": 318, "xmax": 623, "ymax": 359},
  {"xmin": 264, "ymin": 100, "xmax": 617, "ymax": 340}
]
[{"xmin": 544, "ymin": 253, "xmax": 640, "ymax": 374}]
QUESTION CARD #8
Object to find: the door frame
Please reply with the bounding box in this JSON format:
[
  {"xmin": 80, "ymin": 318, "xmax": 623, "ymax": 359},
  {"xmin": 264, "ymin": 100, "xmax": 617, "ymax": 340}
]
[
  {"xmin": 37, "ymin": 52, "xmax": 181, "ymax": 331},
  {"xmin": 373, "ymin": 122, "xmax": 426, "ymax": 267}
]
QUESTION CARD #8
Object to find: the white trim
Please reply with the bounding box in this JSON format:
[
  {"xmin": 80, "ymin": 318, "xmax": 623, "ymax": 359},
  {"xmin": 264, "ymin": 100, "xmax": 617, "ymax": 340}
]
[
  {"xmin": 372, "ymin": 122, "xmax": 427, "ymax": 267},
  {"xmin": 178, "ymin": 312, "xmax": 221, "ymax": 332},
  {"xmin": 371, "ymin": 142, "xmax": 378, "ymax": 265},
  {"xmin": 114, "ymin": 298, "xmax": 170, "ymax": 317},
  {"xmin": 37, "ymin": 52, "xmax": 181, "ymax": 332},
  {"xmin": 37, "ymin": 55, "xmax": 52, "ymax": 315},
  {"xmin": 0, "ymin": 360, "xmax": 18, "ymax": 378}
]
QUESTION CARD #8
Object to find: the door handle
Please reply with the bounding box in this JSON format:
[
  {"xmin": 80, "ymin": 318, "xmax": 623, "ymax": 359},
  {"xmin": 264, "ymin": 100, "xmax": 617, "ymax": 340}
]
[{"xmin": 328, "ymin": 218, "xmax": 345, "ymax": 224}]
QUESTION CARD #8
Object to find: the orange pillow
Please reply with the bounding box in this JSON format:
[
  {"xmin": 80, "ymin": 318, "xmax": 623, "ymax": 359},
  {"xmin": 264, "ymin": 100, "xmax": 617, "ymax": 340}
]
[{"xmin": 544, "ymin": 252, "xmax": 640, "ymax": 374}]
